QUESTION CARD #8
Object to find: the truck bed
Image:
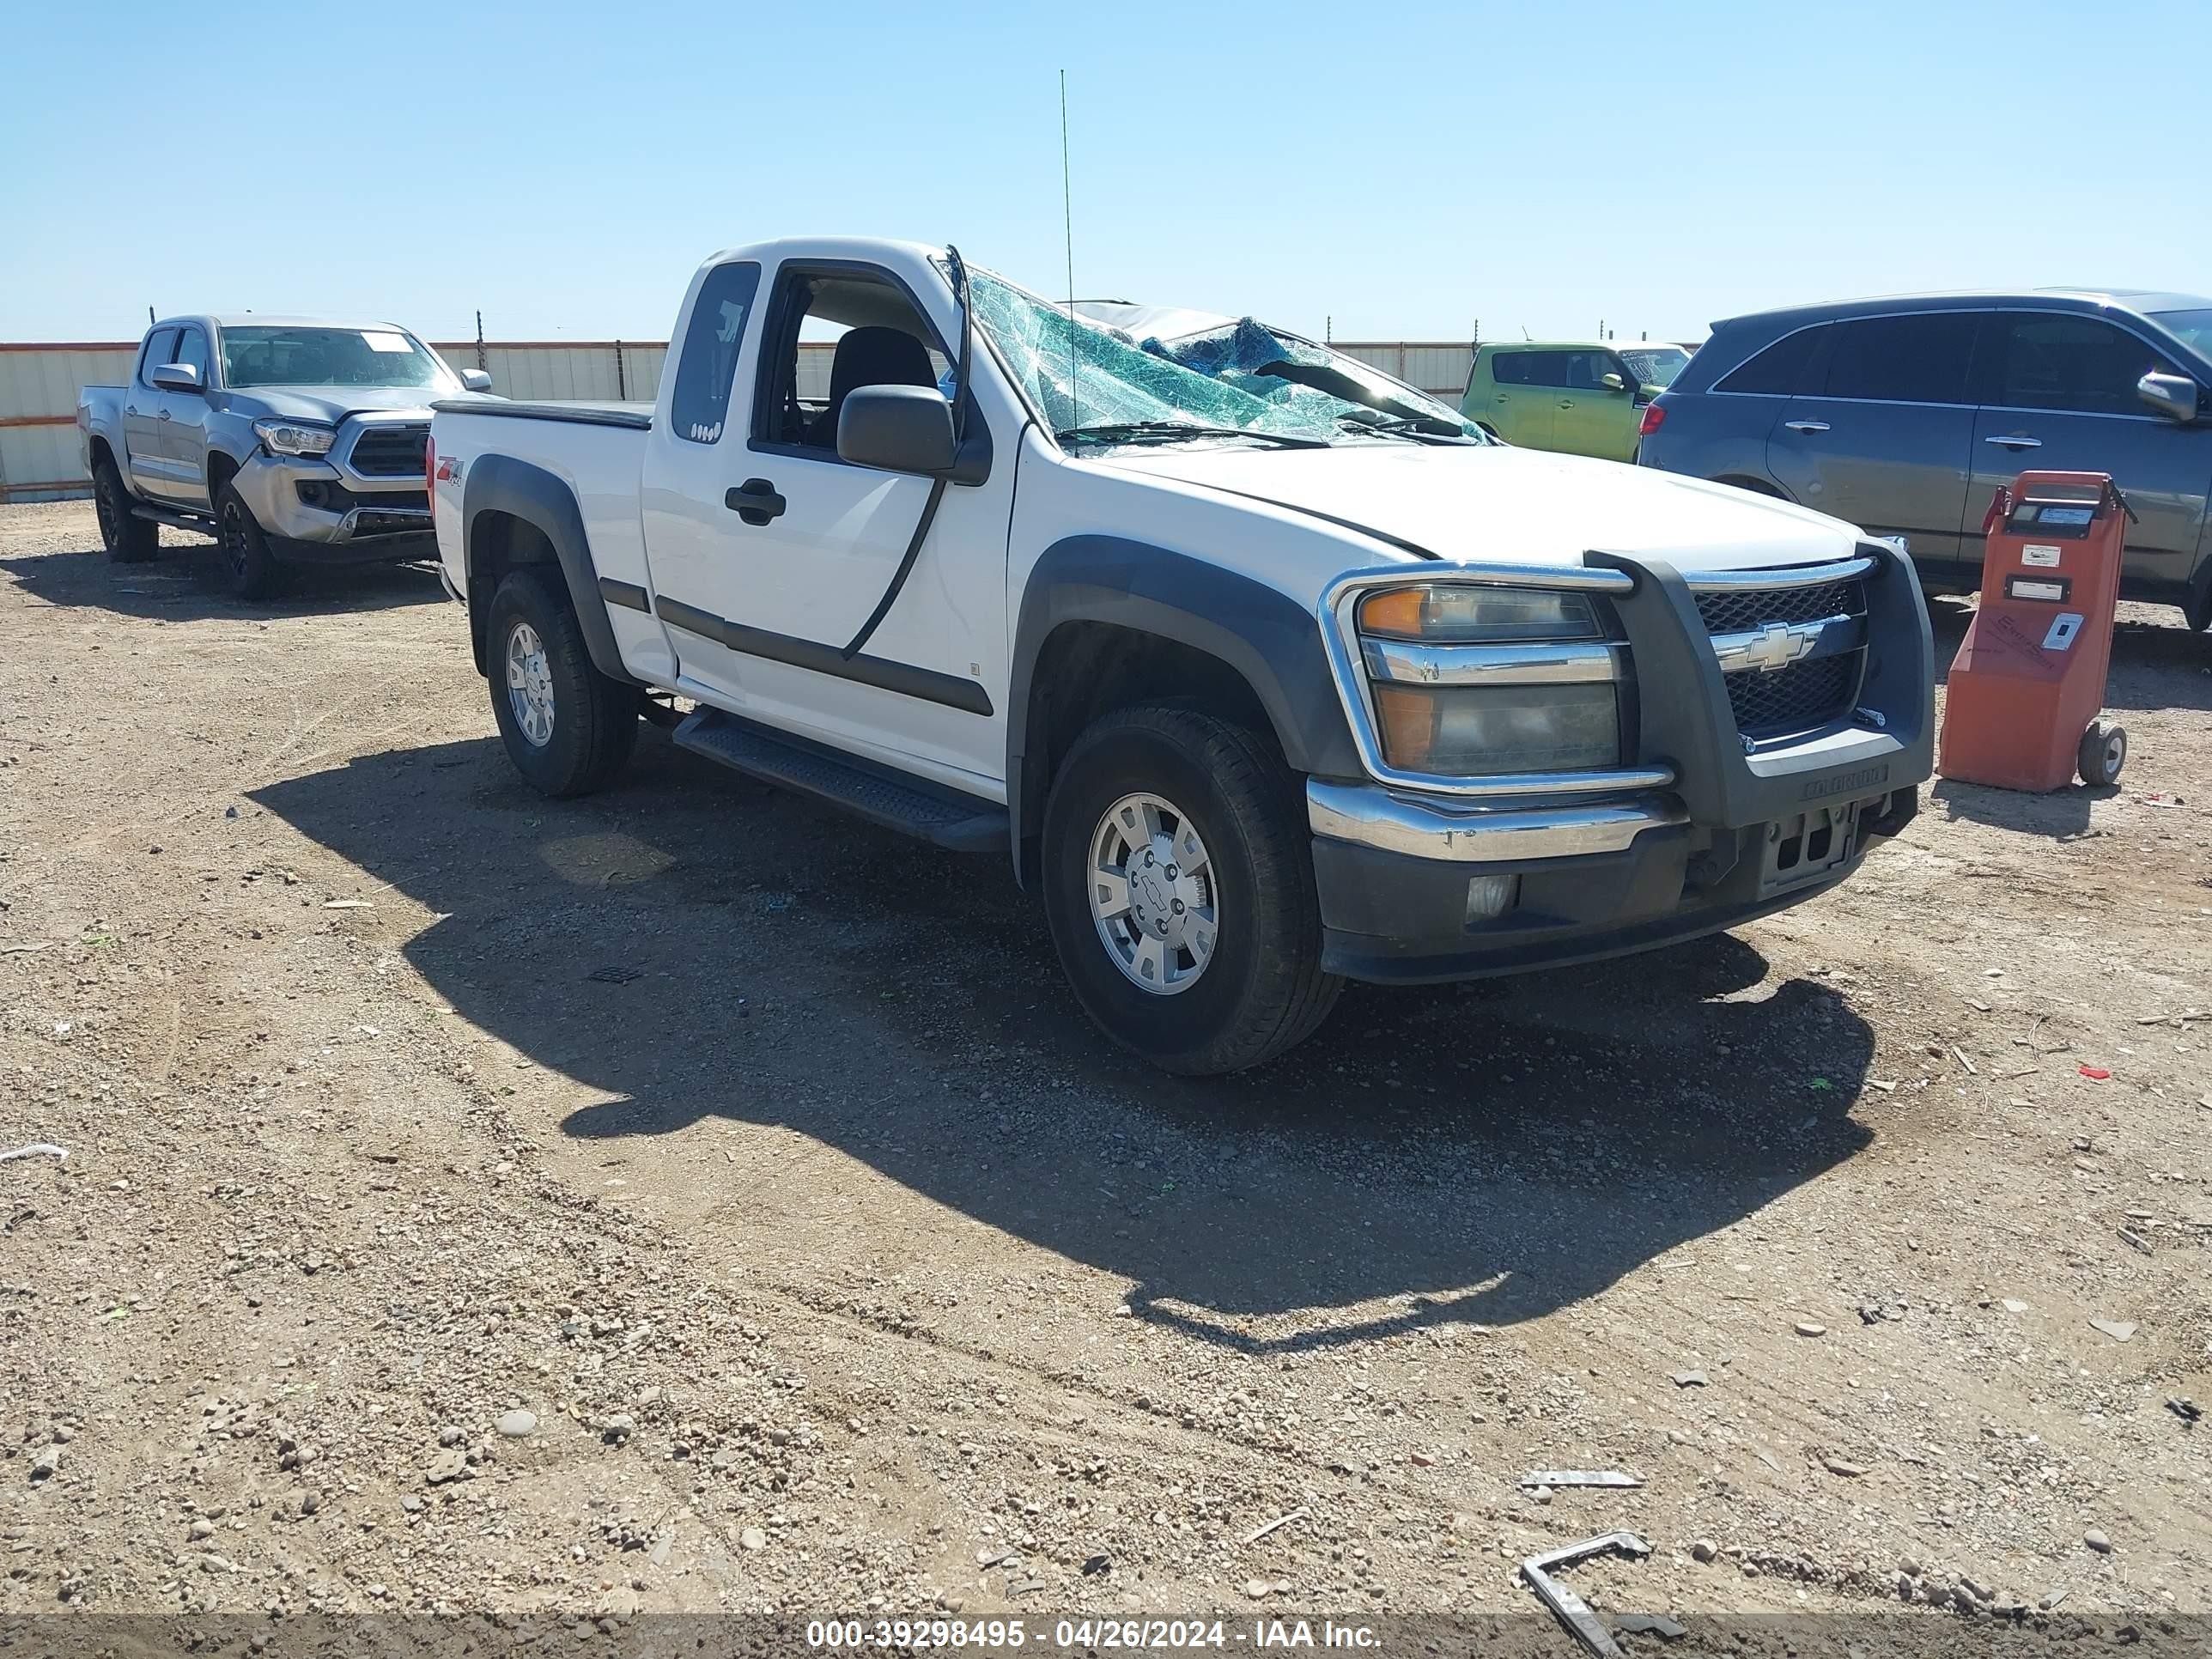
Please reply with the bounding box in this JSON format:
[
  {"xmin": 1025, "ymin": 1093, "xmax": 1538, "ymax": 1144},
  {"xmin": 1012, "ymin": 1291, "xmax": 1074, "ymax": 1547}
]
[{"xmin": 428, "ymin": 398, "xmax": 652, "ymax": 429}]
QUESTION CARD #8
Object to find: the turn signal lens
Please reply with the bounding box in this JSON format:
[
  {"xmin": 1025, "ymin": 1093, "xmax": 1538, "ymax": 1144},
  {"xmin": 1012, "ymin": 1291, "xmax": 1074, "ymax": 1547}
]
[
  {"xmin": 1357, "ymin": 584, "xmax": 1602, "ymax": 642},
  {"xmin": 1639, "ymin": 402, "xmax": 1667, "ymax": 437},
  {"xmin": 1372, "ymin": 682, "xmax": 1620, "ymax": 775}
]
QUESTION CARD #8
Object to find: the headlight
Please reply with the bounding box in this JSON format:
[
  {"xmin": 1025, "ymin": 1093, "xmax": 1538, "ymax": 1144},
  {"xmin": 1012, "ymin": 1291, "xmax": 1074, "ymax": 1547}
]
[
  {"xmin": 1371, "ymin": 682, "xmax": 1620, "ymax": 774},
  {"xmin": 1354, "ymin": 582, "xmax": 1620, "ymax": 775},
  {"xmin": 1358, "ymin": 583, "xmax": 1603, "ymax": 642},
  {"xmin": 253, "ymin": 417, "xmax": 336, "ymax": 457}
]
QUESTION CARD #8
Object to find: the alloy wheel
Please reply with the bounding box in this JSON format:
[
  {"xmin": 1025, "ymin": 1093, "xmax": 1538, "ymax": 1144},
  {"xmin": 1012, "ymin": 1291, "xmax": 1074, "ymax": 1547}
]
[
  {"xmin": 505, "ymin": 621, "xmax": 556, "ymax": 748},
  {"xmin": 1086, "ymin": 792, "xmax": 1218, "ymax": 995}
]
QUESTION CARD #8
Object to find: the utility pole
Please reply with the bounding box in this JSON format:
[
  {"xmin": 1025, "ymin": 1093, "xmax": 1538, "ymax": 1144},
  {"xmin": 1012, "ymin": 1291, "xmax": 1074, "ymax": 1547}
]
[{"xmin": 474, "ymin": 309, "xmax": 487, "ymax": 372}]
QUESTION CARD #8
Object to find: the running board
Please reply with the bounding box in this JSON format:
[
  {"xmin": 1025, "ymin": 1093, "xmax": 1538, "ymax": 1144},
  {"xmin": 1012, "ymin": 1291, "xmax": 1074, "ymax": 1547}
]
[
  {"xmin": 672, "ymin": 709, "xmax": 1008, "ymax": 853},
  {"xmin": 129, "ymin": 503, "xmax": 214, "ymax": 534}
]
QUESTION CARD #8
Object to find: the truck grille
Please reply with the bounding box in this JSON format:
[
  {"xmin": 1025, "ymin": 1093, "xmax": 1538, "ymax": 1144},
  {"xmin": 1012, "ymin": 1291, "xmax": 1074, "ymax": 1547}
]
[
  {"xmin": 1694, "ymin": 577, "xmax": 1863, "ymax": 636},
  {"xmin": 1695, "ymin": 575, "xmax": 1868, "ymax": 741},
  {"xmin": 349, "ymin": 423, "xmax": 429, "ymax": 477}
]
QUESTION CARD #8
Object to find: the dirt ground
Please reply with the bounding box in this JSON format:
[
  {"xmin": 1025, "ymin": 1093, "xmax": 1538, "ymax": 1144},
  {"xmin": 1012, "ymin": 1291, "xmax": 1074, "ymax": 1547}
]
[{"xmin": 3, "ymin": 499, "xmax": 2209, "ymax": 1650}]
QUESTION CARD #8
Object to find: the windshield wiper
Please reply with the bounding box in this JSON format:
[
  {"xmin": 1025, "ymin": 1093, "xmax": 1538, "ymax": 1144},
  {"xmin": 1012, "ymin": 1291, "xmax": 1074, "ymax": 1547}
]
[
  {"xmin": 1055, "ymin": 421, "xmax": 1328, "ymax": 450},
  {"xmin": 1334, "ymin": 412, "xmax": 1479, "ymax": 444}
]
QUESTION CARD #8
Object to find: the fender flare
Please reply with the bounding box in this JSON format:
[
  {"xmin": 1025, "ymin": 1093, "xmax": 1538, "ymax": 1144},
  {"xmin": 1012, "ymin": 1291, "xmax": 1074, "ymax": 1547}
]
[
  {"xmin": 1005, "ymin": 534, "xmax": 1363, "ymax": 881},
  {"xmin": 459, "ymin": 453, "xmax": 633, "ymax": 683}
]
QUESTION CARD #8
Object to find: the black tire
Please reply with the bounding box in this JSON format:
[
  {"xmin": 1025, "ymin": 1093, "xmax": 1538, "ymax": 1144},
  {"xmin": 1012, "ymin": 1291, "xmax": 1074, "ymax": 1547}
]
[
  {"xmin": 1040, "ymin": 705, "xmax": 1341, "ymax": 1075},
  {"xmin": 93, "ymin": 459, "xmax": 158, "ymax": 562},
  {"xmin": 485, "ymin": 568, "xmax": 640, "ymax": 798},
  {"xmin": 2077, "ymin": 720, "xmax": 2126, "ymax": 787},
  {"xmin": 213, "ymin": 480, "xmax": 283, "ymax": 600},
  {"xmin": 2185, "ymin": 584, "xmax": 2212, "ymax": 634}
]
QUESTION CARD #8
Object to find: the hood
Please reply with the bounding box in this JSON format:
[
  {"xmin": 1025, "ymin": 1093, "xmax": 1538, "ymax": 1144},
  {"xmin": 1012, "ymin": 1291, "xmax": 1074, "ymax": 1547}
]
[
  {"xmin": 222, "ymin": 385, "xmax": 442, "ymax": 424},
  {"xmin": 1102, "ymin": 442, "xmax": 1864, "ymax": 573}
]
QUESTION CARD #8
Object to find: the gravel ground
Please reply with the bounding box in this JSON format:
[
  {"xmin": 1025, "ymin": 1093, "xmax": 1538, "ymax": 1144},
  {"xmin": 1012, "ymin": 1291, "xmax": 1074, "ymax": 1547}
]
[{"xmin": 2, "ymin": 500, "xmax": 2209, "ymax": 1650}]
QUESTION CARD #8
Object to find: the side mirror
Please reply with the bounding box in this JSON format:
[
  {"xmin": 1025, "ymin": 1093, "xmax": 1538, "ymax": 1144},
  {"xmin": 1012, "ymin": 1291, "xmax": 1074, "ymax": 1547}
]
[
  {"xmin": 2137, "ymin": 370, "xmax": 2200, "ymax": 424},
  {"xmin": 459, "ymin": 368, "xmax": 494, "ymax": 393},
  {"xmin": 1599, "ymin": 371, "xmax": 1628, "ymax": 392},
  {"xmin": 151, "ymin": 363, "xmax": 203, "ymax": 395},
  {"xmin": 837, "ymin": 385, "xmax": 956, "ymax": 476}
]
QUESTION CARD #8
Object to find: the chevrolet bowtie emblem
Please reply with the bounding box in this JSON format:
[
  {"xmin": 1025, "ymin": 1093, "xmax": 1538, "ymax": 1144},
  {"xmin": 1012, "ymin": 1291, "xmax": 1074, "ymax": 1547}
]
[{"xmin": 1739, "ymin": 620, "xmax": 1820, "ymax": 673}]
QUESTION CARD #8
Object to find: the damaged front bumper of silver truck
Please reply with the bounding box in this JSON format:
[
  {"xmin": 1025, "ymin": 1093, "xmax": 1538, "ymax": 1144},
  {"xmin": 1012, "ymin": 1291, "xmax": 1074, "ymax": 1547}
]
[{"xmin": 234, "ymin": 420, "xmax": 436, "ymax": 562}]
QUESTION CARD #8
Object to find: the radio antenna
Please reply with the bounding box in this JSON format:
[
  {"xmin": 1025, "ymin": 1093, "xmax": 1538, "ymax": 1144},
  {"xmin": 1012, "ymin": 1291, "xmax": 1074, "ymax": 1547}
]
[{"xmin": 1060, "ymin": 69, "xmax": 1079, "ymax": 433}]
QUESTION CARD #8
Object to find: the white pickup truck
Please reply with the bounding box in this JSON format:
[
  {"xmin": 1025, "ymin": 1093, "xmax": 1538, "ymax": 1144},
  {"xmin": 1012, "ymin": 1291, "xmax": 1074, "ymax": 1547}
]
[{"xmin": 428, "ymin": 238, "xmax": 1935, "ymax": 1073}]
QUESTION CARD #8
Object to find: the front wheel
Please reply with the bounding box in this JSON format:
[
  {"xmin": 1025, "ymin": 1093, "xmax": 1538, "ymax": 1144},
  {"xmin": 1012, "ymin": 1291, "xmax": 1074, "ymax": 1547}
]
[
  {"xmin": 1040, "ymin": 705, "xmax": 1341, "ymax": 1075},
  {"xmin": 213, "ymin": 481, "xmax": 282, "ymax": 600},
  {"xmin": 485, "ymin": 568, "xmax": 640, "ymax": 797}
]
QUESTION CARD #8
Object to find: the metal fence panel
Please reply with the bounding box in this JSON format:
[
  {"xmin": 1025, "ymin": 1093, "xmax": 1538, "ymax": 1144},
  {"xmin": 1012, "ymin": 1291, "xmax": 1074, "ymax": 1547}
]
[
  {"xmin": 0, "ymin": 423, "xmax": 89, "ymax": 501},
  {"xmin": 1333, "ymin": 342, "xmax": 1474, "ymax": 402},
  {"xmin": 0, "ymin": 345, "xmax": 137, "ymax": 421}
]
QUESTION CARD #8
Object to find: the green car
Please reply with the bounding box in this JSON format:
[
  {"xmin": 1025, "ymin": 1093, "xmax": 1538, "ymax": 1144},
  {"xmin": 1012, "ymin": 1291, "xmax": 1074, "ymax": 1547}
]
[{"xmin": 1461, "ymin": 341, "xmax": 1692, "ymax": 461}]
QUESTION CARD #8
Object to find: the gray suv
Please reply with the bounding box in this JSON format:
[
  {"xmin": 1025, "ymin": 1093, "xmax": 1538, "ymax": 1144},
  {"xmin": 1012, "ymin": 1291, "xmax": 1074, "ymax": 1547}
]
[{"xmin": 1638, "ymin": 289, "xmax": 2212, "ymax": 629}]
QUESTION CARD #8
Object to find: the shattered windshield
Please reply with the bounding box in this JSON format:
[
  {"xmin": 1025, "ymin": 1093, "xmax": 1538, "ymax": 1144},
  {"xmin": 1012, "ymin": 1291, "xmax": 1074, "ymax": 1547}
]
[{"xmin": 965, "ymin": 269, "xmax": 1484, "ymax": 449}]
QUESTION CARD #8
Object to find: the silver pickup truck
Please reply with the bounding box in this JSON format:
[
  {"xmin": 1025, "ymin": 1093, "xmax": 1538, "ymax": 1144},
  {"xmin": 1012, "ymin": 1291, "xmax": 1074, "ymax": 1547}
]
[{"xmin": 77, "ymin": 315, "xmax": 491, "ymax": 598}]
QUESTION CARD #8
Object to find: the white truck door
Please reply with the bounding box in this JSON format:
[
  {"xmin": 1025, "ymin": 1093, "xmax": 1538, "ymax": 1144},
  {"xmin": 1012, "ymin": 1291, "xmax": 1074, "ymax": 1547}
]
[
  {"xmin": 650, "ymin": 254, "xmax": 1013, "ymax": 795},
  {"xmin": 639, "ymin": 258, "xmax": 769, "ymax": 709}
]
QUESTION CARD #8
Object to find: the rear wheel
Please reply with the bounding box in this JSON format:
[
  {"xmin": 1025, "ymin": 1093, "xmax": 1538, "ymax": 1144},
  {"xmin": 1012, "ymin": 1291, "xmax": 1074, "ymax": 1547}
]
[
  {"xmin": 93, "ymin": 460, "xmax": 157, "ymax": 562},
  {"xmin": 1041, "ymin": 705, "xmax": 1340, "ymax": 1074},
  {"xmin": 2185, "ymin": 584, "xmax": 2212, "ymax": 634},
  {"xmin": 213, "ymin": 480, "xmax": 282, "ymax": 600},
  {"xmin": 2077, "ymin": 720, "xmax": 2126, "ymax": 787},
  {"xmin": 485, "ymin": 568, "xmax": 640, "ymax": 797}
]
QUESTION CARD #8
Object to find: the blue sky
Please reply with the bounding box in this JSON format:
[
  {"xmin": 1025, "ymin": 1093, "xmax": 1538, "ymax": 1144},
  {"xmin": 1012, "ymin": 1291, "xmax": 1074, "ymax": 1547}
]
[{"xmin": 5, "ymin": 0, "xmax": 2204, "ymax": 346}]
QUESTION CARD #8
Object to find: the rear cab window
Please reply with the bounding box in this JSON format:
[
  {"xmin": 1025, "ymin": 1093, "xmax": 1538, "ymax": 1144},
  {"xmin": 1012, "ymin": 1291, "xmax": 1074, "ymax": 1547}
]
[{"xmin": 669, "ymin": 261, "xmax": 763, "ymax": 444}]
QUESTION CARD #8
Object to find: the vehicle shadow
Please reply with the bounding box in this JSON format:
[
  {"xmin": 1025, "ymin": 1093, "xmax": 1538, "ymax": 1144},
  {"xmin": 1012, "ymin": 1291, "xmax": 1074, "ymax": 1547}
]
[
  {"xmin": 252, "ymin": 733, "xmax": 1880, "ymax": 1353},
  {"xmin": 0, "ymin": 542, "xmax": 445, "ymax": 623}
]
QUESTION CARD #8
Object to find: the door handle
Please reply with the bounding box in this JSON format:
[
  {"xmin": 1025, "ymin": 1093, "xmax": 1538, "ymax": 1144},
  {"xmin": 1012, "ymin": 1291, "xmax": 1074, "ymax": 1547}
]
[
  {"xmin": 125, "ymin": 404, "xmax": 139, "ymax": 416},
  {"xmin": 1558, "ymin": 399, "xmax": 1576, "ymax": 409},
  {"xmin": 1985, "ymin": 434, "xmax": 2042, "ymax": 449},
  {"xmin": 156, "ymin": 409, "xmax": 172, "ymax": 422},
  {"xmin": 725, "ymin": 478, "xmax": 787, "ymax": 526},
  {"xmin": 1784, "ymin": 419, "xmax": 1830, "ymax": 434}
]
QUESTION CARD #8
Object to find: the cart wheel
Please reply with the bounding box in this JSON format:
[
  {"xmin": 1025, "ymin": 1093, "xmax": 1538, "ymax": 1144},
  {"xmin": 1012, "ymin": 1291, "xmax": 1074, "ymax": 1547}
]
[{"xmin": 2077, "ymin": 720, "xmax": 2127, "ymax": 787}]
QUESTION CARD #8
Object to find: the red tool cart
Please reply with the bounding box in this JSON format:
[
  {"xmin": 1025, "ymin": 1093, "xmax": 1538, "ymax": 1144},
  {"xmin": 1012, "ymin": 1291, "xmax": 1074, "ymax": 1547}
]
[{"xmin": 1938, "ymin": 471, "xmax": 2133, "ymax": 792}]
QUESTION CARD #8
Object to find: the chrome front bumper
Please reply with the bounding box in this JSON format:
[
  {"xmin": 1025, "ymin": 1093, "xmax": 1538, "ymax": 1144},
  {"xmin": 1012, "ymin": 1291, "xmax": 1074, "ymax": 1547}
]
[{"xmin": 1307, "ymin": 777, "xmax": 1687, "ymax": 863}]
